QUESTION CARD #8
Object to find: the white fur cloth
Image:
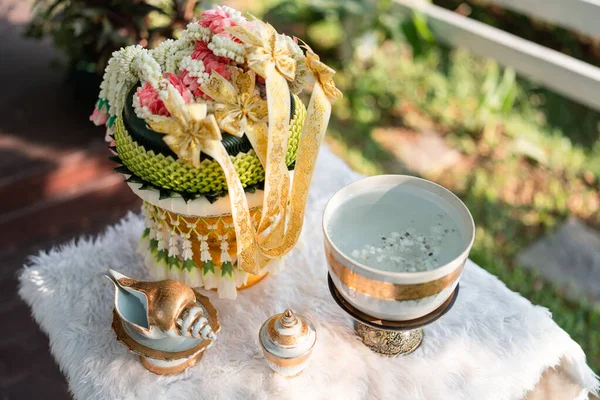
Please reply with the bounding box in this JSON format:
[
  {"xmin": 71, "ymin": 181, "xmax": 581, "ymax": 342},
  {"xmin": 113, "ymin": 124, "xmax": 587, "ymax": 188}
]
[{"xmin": 19, "ymin": 147, "xmax": 599, "ymax": 400}]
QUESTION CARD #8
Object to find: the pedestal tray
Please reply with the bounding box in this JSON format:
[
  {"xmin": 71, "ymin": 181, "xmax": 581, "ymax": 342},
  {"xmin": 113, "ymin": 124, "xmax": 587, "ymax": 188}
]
[{"xmin": 327, "ymin": 273, "xmax": 459, "ymax": 356}]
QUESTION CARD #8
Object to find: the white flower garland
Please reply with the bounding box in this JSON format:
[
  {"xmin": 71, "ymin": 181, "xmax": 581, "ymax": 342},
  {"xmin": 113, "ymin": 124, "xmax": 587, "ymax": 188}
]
[
  {"xmin": 98, "ymin": 46, "xmax": 162, "ymax": 118},
  {"xmin": 179, "ymin": 55, "xmax": 210, "ymax": 85},
  {"xmin": 208, "ymin": 34, "xmax": 246, "ymax": 64},
  {"xmin": 151, "ymin": 38, "xmax": 193, "ymax": 73},
  {"xmin": 183, "ymin": 22, "xmax": 212, "ymax": 43}
]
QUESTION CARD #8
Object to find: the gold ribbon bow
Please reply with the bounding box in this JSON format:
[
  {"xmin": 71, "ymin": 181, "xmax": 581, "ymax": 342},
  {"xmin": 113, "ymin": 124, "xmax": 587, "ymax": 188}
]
[
  {"xmin": 227, "ymin": 19, "xmax": 296, "ymax": 82},
  {"xmin": 201, "ymin": 69, "xmax": 269, "ymax": 166},
  {"xmin": 146, "ymin": 85, "xmax": 221, "ymax": 168},
  {"xmin": 303, "ymin": 44, "xmax": 343, "ymax": 100}
]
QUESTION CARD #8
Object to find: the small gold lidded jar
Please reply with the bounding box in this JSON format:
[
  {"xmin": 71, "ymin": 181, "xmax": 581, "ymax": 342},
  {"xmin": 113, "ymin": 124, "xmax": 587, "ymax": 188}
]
[{"xmin": 259, "ymin": 309, "xmax": 316, "ymax": 377}]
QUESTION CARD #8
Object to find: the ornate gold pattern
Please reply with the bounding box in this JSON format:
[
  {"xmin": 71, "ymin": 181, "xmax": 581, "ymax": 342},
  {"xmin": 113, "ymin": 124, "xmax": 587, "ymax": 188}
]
[
  {"xmin": 146, "ymin": 85, "xmax": 222, "ymax": 168},
  {"xmin": 267, "ymin": 318, "xmax": 309, "ymax": 346},
  {"xmin": 328, "ymin": 272, "xmax": 460, "ymax": 330},
  {"xmin": 221, "ymin": 19, "xmax": 339, "ymax": 275},
  {"xmin": 261, "ymin": 347, "xmax": 313, "ymax": 368},
  {"xmin": 326, "ymin": 248, "xmax": 464, "ymax": 301},
  {"xmin": 355, "ymin": 323, "xmax": 423, "ymax": 357}
]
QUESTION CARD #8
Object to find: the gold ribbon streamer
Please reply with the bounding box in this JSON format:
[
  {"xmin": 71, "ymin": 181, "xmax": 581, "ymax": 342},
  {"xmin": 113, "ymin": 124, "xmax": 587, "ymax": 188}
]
[
  {"xmin": 212, "ymin": 24, "xmax": 342, "ymax": 275},
  {"xmin": 215, "ymin": 69, "xmax": 334, "ymax": 273},
  {"xmin": 226, "ymin": 21, "xmax": 296, "ymax": 235}
]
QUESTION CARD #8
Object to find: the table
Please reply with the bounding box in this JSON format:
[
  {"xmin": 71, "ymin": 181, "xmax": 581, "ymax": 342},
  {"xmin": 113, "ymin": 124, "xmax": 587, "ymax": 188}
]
[{"xmin": 19, "ymin": 147, "xmax": 599, "ymax": 400}]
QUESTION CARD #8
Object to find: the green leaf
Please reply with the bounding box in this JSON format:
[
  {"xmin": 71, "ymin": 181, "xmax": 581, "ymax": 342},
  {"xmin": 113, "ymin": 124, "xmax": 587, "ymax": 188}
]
[
  {"xmin": 156, "ymin": 250, "xmax": 168, "ymax": 265},
  {"xmin": 141, "ymin": 227, "xmax": 151, "ymax": 240},
  {"xmin": 221, "ymin": 261, "xmax": 234, "ymax": 278},
  {"xmin": 181, "ymin": 191, "xmax": 196, "ymax": 203},
  {"xmin": 114, "ymin": 166, "xmax": 131, "ymax": 174},
  {"xmin": 149, "ymin": 239, "xmax": 158, "ymax": 254},
  {"xmin": 203, "ymin": 260, "xmax": 215, "ymax": 275},
  {"xmin": 124, "ymin": 175, "xmax": 145, "ymax": 184},
  {"xmin": 159, "ymin": 189, "xmax": 174, "ymax": 200},
  {"xmin": 168, "ymin": 256, "xmax": 181, "ymax": 270},
  {"xmin": 412, "ymin": 12, "xmax": 434, "ymax": 43},
  {"xmin": 183, "ymin": 259, "xmax": 197, "ymax": 272}
]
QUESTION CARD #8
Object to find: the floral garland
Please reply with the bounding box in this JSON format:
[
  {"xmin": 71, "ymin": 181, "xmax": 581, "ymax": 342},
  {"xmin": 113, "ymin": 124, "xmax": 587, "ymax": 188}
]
[
  {"xmin": 91, "ymin": 5, "xmax": 309, "ymax": 135},
  {"xmin": 91, "ymin": 5, "xmax": 341, "ymax": 298}
]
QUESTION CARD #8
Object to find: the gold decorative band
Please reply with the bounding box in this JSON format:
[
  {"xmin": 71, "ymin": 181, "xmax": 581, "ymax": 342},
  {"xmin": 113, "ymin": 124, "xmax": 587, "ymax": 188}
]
[
  {"xmin": 326, "ymin": 248, "xmax": 464, "ymax": 301},
  {"xmin": 140, "ymin": 352, "xmax": 204, "ymax": 375},
  {"xmin": 261, "ymin": 347, "xmax": 313, "ymax": 368}
]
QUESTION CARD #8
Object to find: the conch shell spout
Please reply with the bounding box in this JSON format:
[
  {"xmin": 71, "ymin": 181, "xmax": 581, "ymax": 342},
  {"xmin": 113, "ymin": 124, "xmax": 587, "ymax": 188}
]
[
  {"xmin": 176, "ymin": 306, "xmax": 217, "ymax": 341},
  {"xmin": 106, "ymin": 269, "xmax": 212, "ymax": 340}
]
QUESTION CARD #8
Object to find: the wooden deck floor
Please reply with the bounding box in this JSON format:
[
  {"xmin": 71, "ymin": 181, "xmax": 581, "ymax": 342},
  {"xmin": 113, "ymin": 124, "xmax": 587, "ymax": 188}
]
[{"xmin": 0, "ymin": 1, "xmax": 140, "ymax": 398}]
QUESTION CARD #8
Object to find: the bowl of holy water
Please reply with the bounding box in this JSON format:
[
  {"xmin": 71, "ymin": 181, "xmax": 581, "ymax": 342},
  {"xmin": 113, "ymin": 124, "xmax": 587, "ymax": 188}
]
[{"xmin": 323, "ymin": 175, "xmax": 475, "ymax": 321}]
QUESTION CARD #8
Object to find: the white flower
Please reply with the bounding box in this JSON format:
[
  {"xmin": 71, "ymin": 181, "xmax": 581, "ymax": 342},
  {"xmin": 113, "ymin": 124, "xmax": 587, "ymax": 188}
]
[
  {"xmin": 234, "ymin": 269, "xmax": 248, "ymax": 286},
  {"xmin": 168, "ymin": 236, "xmax": 179, "ymax": 257},
  {"xmin": 203, "ymin": 266, "xmax": 219, "ymax": 290},
  {"xmin": 267, "ymin": 257, "xmax": 284, "ymax": 275},
  {"xmin": 283, "ymin": 35, "xmax": 311, "ymax": 94},
  {"xmin": 182, "ymin": 238, "xmax": 193, "ymax": 260},
  {"xmin": 98, "ymin": 46, "xmax": 161, "ymax": 118},
  {"xmin": 218, "ymin": 6, "xmax": 247, "ymax": 26},
  {"xmin": 217, "ymin": 276, "xmax": 237, "ymax": 299},
  {"xmin": 209, "ymin": 34, "xmax": 245, "ymax": 64},
  {"xmin": 183, "ymin": 22, "xmax": 212, "ymax": 43},
  {"xmin": 151, "ymin": 38, "xmax": 193, "ymax": 73}
]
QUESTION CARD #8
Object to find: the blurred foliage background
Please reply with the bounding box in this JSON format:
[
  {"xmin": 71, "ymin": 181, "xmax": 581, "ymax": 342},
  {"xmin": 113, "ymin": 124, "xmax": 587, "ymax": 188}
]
[{"xmin": 26, "ymin": 0, "xmax": 600, "ymax": 372}]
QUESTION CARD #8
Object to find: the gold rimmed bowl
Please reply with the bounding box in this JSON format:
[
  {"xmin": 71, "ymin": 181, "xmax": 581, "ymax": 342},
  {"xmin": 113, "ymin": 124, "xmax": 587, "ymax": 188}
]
[{"xmin": 323, "ymin": 175, "xmax": 475, "ymax": 322}]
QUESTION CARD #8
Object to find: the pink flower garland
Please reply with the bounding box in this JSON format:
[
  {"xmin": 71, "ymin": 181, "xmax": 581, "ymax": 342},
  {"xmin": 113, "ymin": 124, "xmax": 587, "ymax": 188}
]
[
  {"xmin": 198, "ymin": 8, "xmax": 236, "ymax": 35},
  {"xmin": 179, "ymin": 41, "xmax": 231, "ymax": 98},
  {"xmin": 137, "ymin": 72, "xmax": 192, "ymax": 116}
]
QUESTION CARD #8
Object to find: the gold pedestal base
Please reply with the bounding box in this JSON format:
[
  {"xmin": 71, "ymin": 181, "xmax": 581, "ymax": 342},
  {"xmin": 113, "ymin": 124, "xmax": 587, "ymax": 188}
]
[
  {"xmin": 355, "ymin": 323, "xmax": 423, "ymax": 357},
  {"xmin": 140, "ymin": 351, "xmax": 205, "ymax": 375},
  {"xmin": 327, "ymin": 273, "xmax": 459, "ymax": 357}
]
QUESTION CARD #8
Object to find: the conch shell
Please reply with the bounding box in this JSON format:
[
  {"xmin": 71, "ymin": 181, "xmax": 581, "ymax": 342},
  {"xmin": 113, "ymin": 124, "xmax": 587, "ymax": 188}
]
[{"xmin": 106, "ymin": 269, "xmax": 217, "ymax": 341}]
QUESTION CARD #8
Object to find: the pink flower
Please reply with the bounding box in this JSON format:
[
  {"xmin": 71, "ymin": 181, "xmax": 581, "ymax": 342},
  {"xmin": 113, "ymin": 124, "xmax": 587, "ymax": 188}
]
[
  {"xmin": 180, "ymin": 40, "xmax": 231, "ymax": 98},
  {"xmin": 165, "ymin": 72, "xmax": 193, "ymax": 103},
  {"xmin": 178, "ymin": 69, "xmax": 203, "ymax": 98},
  {"xmin": 136, "ymin": 73, "xmax": 192, "ymax": 116},
  {"xmin": 205, "ymin": 56, "xmax": 231, "ymax": 80},
  {"xmin": 90, "ymin": 107, "xmax": 108, "ymax": 126},
  {"xmin": 137, "ymin": 82, "xmax": 168, "ymax": 115},
  {"xmin": 191, "ymin": 41, "xmax": 214, "ymax": 61},
  {"xmin": 199, "ymin": 8, "xmax": 234, "ymax": 34}
]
